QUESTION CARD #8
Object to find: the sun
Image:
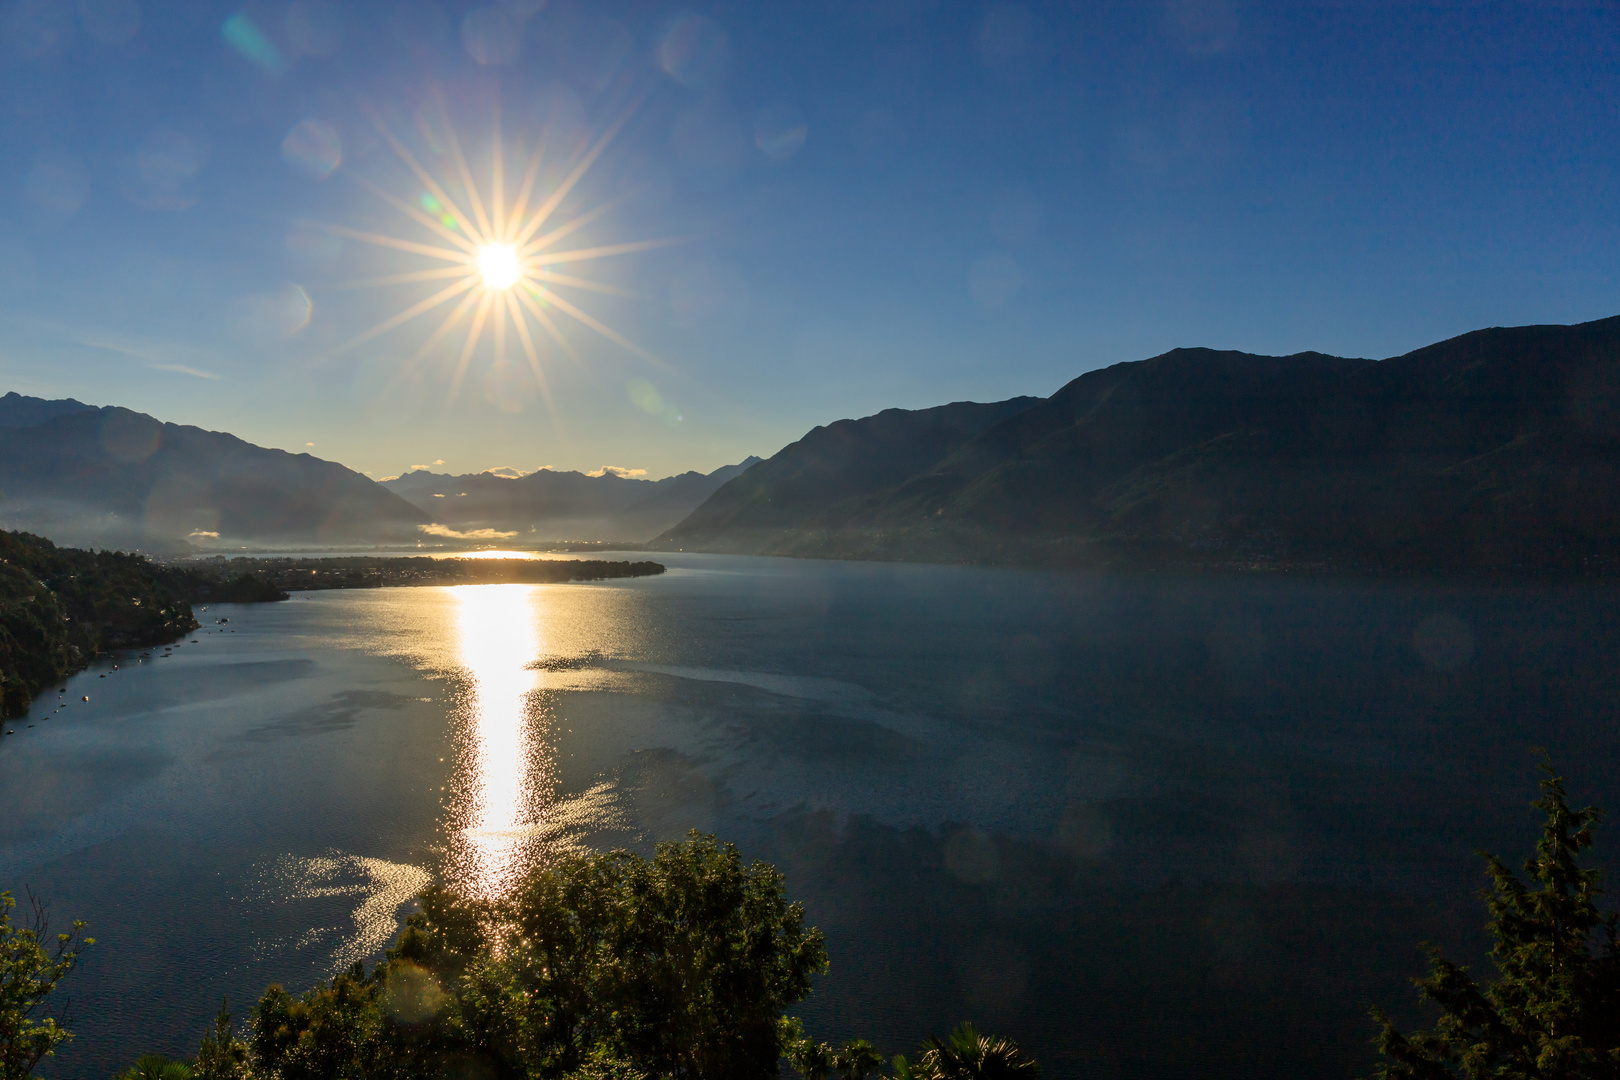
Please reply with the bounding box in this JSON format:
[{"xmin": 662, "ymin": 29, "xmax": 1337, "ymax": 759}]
[
  {"xmin": 477, "ymin": 243, "xmax": 522, "ymax": 291},
  {"xmin": 319, "ymin": 94, "xmax": 679, "ymax": 405}
]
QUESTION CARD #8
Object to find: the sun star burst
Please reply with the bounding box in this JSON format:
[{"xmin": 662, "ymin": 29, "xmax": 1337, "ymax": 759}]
[
  {"xmin": 477, "ymin": 243, "xmax": 522, "ymax": 291},
  {"xmin": 322, "ymin": 95, "xmax": 678, "ymax": 407}
]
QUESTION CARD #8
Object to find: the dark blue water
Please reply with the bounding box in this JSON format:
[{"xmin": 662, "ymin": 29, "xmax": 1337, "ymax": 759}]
[{"xmin": 3, "ymin": 554, "xmax": 1618, "ymax": 1078}]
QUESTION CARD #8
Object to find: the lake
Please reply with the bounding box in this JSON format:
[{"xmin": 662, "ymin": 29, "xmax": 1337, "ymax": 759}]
[{"xmin": 3, "ymin": 553, "xmax": 1619, "ymax": 1079}]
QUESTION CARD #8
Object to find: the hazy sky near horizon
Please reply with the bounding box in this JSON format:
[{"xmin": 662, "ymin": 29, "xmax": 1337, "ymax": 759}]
[{"xmin": 0, "ymin": 0, "xmax": 1616, "ymax": 480}]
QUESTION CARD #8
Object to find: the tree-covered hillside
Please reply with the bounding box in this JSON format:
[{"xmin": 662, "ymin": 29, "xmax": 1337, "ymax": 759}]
[
  {"xmin": 0, "ymin": 531, "xmax": 199, "ymax": 719},
  {"xmin": 657, "ymin": 315, "xmax": 1620, "ymax": 575}
]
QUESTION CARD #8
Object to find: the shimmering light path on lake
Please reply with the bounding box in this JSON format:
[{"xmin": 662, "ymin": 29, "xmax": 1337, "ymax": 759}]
[
  {"xmin": 449, "ymin": 585, "xmax": 545, "ymax": 894},
  {"xmin": 3, "ymin": 554, "xmax": 1619, "ymax": 1079}
]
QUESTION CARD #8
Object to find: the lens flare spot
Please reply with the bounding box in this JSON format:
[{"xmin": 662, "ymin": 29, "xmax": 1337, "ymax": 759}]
[
  {"xmin": 285, "ymin": 0, "xmax": 342, "ymax": 57},
  {"xmin": 626, "ymin": 378, "xmax": 663, "ymax": 415},
  {"xmin": 461, "ymin": 5, "xmax": 521, "ymax": 66},
  {"xmin": 625, "ymin": 378, "xmax": 664, "ymax": 417},
  {"xmin": 753, "ymin": 103, "xmax": 808, "ymax": 162},
  {"xmin": 485, "ymin": 357, "xmax": 535, "ymax": 413},
  {"xmin": 282, "ymin": 119, "xmax": 342, "ymax": 179},
  {"xmin": 658, "ymin": 12, "xmax": 728, "ymax": 87},
  {"xmin": 477, "ymin": 244, "xmax": 522, "ymax": 290},
  {"xmin": 221, "ymin": 12, "xmax": 287, "ymax": 75}
]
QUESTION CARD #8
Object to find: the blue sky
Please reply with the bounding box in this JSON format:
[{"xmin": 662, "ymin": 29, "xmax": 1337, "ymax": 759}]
[{"xmin": 0, "ymin": 0, "xmax": 1616, "ymax": 479}]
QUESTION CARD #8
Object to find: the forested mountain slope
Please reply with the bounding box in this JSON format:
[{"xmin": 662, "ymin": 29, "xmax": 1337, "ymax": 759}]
[
  {"xmin": 0, "ymin": 530, "xmax": 197, "ymax": 718},
  {"xmin": 656, "ymin": 316, "xmax": 1620, "ymax": 574}
]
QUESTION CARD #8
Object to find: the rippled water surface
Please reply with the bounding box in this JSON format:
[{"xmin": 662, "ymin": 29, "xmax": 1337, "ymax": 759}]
[{"xmin": 4, "ymin": 554, "xmax": 1620, "ymax": 1078}]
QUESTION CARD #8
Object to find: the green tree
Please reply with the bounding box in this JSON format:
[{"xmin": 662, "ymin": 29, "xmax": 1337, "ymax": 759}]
[
  {"xmin": 242, "ymin": 832, "xmax": 827, "ymax": 1080},
  {"xmin": 564, "ymin": 1046, "xmax": 651, "ymax": 1080},
  {"xmin": 117, "ymin": 1055, "xmax": 194, "ymax": 1080},
  {"xmin": 898, "ymin": 1024, "xmax": 1039, "ymax": 1080},
  {"xmin": 788, "ymin": 1037, "xmax": 834, "ymax": 1080},
  {"xmin": 833, "ymin": 1039, "xmax": 883, "ymax": 1080},
  {"xmin": 1373, "ymin": 764, "xmax": 1620, "ymax": 1079},
  {"xmin": 249, "ymin": 964, "xmax": 382, "ymax": 1080},
  {"xmin": 468, "ymin": 832, "xmax": 827, "ymax": 1078},
  {"xmin": 0, "ymin": 891, "xmax": 91, "ymax": 1080},
  {"xmin": 193, "ymin": 1003, "xmax": 251, "ymax": 1080}
]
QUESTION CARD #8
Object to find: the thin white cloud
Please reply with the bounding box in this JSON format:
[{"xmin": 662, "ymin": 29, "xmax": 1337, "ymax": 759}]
[
  {"xmin": 76, "ymin": 335, "xmax": 157, "ymax": 361},
  {"xmin": 0, "ymin": 314, "xmax": 228, "ymax": 385},
  {"xmin": 587, "ymin": 465, "xmax": 648, "ymax": 478},
  {"xmin": 419, "ymin": 524, "xmax": 517, "ymax": 540},
  {"xmin": 148, "ymin": 362, "xmax": 222, "ymax": 380},
  {"xmin": 482, "ymin": 465, "xmax": 528, "ymax": 479},
  {"xmin": 188, "ymin": 530, "xmax": 220, "ymax": 539},
  {"xmin": 65, "ymin": 325, "xmax": 226, "ymax": 369}
]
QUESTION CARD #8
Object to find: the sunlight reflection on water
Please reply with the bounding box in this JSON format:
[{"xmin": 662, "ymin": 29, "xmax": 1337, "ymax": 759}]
[
  {"xmin": 433, "ymin": 583, "xmax": 640, "ymax": 897},
  {"xmin": 444, "ymin": 585, "xmax": 549, "ymax": 896},
  {"xmin": 253, "ymin": 853, "xmax": 432, "ymax": 972},
  {"xmin": 431, "ymin": 549, "xmax": 548, "ymax": 560}
]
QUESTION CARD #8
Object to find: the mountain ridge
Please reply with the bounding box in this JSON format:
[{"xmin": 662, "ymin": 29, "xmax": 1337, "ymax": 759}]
[
  {"xmin": 654, "ymin": 316, "xmax": 1620, "ymax": 574},
  {"xmin": 0, "ymin": 396, "xmax": 430, "ymax": 549},
  {"xmin": 656, "ymin": 398, "xmax": 1041, "ymax": 539},
  {"xmin": 381, "ymin": 458, "xmax": 762, "ymax": 543},
  {"xmin": 0, "ymin": 390, "xmax": 97, "ymax": 428}
]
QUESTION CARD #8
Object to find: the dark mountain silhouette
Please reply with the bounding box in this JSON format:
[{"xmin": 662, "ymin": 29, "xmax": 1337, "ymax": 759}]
[
  {"xmin": 0, "ymin": 391, "xmax": 96, "ymax": 427},
  {"xmin": 382, "ymin": 458, "xmax": 760, "ymax": 542},
  {"xmin": 0, "ymin": 397, "xmax": 430, "ymax": 549},
  {"xmin": 608, "ymin": 462, "xmax": 762, "ymax": 540},
  {"xmin": 654, "ymin": 398, "xmax": 1040, "ymax": 542},
  {"xmin": 655, "ymin": 316, "xmax": 1620, "ymax": 574}
]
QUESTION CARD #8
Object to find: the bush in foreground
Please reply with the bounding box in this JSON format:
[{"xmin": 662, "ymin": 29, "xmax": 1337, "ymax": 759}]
[
  {"xmin": 788, "ymin": 1025, "xmax": 1038, "ymax": 1080},
  {"xmin": 245, "ymin": 832, "xmax": 827, "ymax": 1080},
  {"xmin": 6, "ymin": 832, "xmax": 1041, "ymax": 1079}
]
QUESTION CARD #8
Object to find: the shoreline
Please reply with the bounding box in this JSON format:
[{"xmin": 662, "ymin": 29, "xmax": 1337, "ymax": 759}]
[{"xmin": 203, "ymin": 555, "xmax": 667, "ymax": 593}]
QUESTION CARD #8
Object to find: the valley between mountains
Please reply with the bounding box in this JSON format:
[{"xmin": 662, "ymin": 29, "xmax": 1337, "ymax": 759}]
[{"xmin": 6, "ymin": 314, "xmax": 1620, "ymax": 575}]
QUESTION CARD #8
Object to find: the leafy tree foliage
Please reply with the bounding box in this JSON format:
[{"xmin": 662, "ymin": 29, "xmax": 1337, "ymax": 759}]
[
  {"xmin": 890, "ymin": 1024, "xmax": 1040, "ymax": 1080},
  {"xmin": 118, "ymin": 1055, "xmax": 196, "ymax": 1080},
  {"xmin": 89, "ymin": 832, "xmax": 1041, "ymax": 1080},
  {"xmin": 0, "ymin": 891, "xmax": 91, "ymax": 1080},
  {"xmin": 833, "ymin": 1039, "xmax": 883, "ymax": 1080},
  {"xmin": 194, "ymin": 1004, "xmax": 252, "ymax": 1080},
  {"xmin": 242, "ymin": 833, "xmax": 827, "ymax": 1080},
  {"xmin": 787, "ymin": 1036, "xmax": 834, "ymax": 1080},
  {"xmin": 1373, "ymin": 765, "xmax": 1620, "ymax": 1079}
]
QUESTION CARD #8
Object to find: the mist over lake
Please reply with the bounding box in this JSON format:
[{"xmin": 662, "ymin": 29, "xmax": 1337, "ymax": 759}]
[{"xmin": 3, "ymin": 554, "xmax": 1616, "ymax": 1078}]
